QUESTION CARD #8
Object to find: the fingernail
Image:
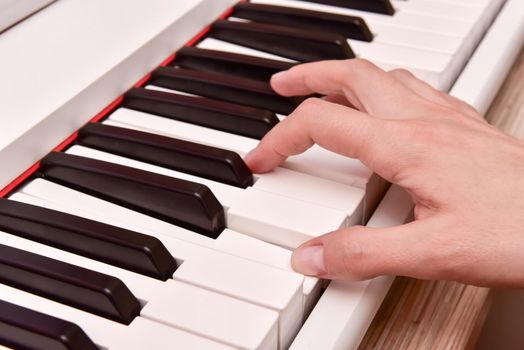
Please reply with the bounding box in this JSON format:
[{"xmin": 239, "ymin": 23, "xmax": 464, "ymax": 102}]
[
  {"xmin": 292, "ymin": 245, "xmax": 326, "ymax": 276},
  {"xmin": 271, "ymin": 70, "xmax": 288, "ymax": 83},
  {"xmin": 243, "ymin": 148, "xmax": 257, "ymax": 163}
]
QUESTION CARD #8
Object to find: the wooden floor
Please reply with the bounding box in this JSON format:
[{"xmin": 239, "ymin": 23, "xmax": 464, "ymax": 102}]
[{"xmin": 359, "ymin": 47, "xmax": 524, "ymax": 350}]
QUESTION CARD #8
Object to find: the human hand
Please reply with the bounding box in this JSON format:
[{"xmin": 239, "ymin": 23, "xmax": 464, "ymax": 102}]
[{"xmin": 245, "ymin": 59, "xmax": 524, "ymax": 287}]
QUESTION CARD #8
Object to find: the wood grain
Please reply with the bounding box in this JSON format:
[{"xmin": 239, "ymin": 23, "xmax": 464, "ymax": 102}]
[{"xmin": 359, "ymin": 46, "xmax": 524, "ymax": 350}]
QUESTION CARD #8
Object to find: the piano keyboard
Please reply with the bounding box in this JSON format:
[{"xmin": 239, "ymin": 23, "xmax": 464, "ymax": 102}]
[{"xmin": 0, "ymin": 0, "xmax": 523, "ymax": 349}]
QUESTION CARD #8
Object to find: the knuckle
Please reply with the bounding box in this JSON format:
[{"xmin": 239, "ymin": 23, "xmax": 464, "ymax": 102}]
[
  {"xmin": 348, "ymin": 58, "xmax": 377, "ymax": 73},
  {"xmin": 300, "ymin": 96, "xmax": 325, "ymax": 109},
  {"xmin": 389, "ymin": 68, "xmax": 414, "ymax": 79}
]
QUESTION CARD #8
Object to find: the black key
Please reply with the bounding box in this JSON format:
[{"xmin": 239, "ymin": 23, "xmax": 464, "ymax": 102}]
[
  {"xmin": 0, "ymin": 243, "xmax": 141, "ymax": 324},
  {"xmin": 151, "ymin": 67, "xmax": 303, "ymax": 115},
  {"xmin": 78, "ymin": 123, "xmax": 254, "ymax": 188},
  {"xmin": 123, "ymin": 87, "xmax": 278, "ymax": 139},
  {"xmin": 0, "ymin": 299, "xmax": 97, "ymax": 350},
  {"xmin": 233, "ymin": 3, "xmax": 373, "ymax": 42},
  {"xmin": 208, "ymin": 20, "xmax": 354, "ymax": 62},
  {"xmin": 0, "ymin": 198, "xmax": 177, "ymax": 281},
  {"xmin": 38, "ymin": 152, "xmax": 225, "ymax": 238},
  {"xmin": 174, "ymin": 46, "xmax": 295, "ymax": 82},
  {"xmin": 295, "ymin": 0, "xmax": 395, "ymax": 15}
]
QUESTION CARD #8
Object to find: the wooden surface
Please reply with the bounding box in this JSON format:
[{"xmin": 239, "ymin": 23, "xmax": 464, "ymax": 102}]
[{"xmin": 359, "ymin": 46, "xmax": 524, "ymax": 350}]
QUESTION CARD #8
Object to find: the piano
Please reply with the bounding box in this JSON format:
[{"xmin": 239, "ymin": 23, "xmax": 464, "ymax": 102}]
[{"xmin": 0, "ymin": 0, "xmax": 523, "ymax": 349}]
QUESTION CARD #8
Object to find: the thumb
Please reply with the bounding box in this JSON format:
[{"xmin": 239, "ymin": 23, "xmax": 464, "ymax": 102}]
[{"xmin": 291, "ymin": 220, "xmax": 439, "ymax": 280}]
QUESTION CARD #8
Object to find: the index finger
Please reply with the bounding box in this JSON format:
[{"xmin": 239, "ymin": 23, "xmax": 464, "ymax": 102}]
[
  {"xmin": 271, "ymin": 59, "xmax": 430, "ymax": 119},
  {"xmin": 245, "ymin": 98, "xmax": 401, "ymax": 179}
]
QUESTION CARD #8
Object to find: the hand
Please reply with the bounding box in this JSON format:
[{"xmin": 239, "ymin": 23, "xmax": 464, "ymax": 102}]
[{"xmin": 244, "ymin": 59, "xmax": 524, "ymax": 288}]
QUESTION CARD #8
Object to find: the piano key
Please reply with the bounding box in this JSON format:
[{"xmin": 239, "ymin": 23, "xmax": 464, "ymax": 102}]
[
  {"xmin": 290, "ymin": 184, "xmax": 414, "ymax": 349},
  {"xmin": 106, "ymin": 108, "xmax": 384, "ymax": 219},
  {"xmin": 231, "ymin": 3, "xmax": 458, "ymax": 88},
  {"xmin": 150, "ymin": 66, "xmax": 303, "ymax": 114},
  {"xmin": 123, "ymin": 87, "xmax": 279, "ymax": 139},
  {"xmin": 173, "ymin": 46, "xmax": 295, "ymax": 82},
  {"xmin": 208, "ymin": 19, "xmax": 355, "ymax": 62},
  {"xmin": 391, "ymin": 0, "xmax": 485, "ymax": 21},
  {"xmin": 199, "ymin": 37, "xmax": 297, "ymax": 63},
  {"xmin": 0, "ymin": 299, "xmax": 97, "ymax": 350},
  {"xmin": 78, "ymin": 122, "xmax": 253, "ymax": 188},
  {"xmin": 214, "ymin": 229, "xmax": 322, "ymax": 317},
  {"xmin": 232, "ymin": 2, "xmax": 373, "ymax": 42},
  {"xmin": 0, "ymin": 283, "xmax": 235, "ymax": 350},
  {"xmin": 39, "ymin": 151, "xmax": 226, "ymax": 238},
  {"xmin": 347, "ymin": 40, "xmax": 455, "ymax": 89},
  {"xmin": 66, "ymin": 145, "xmax": 347, "ymax": 249},
  {"xmin": 10, "ymin": 191, "xmax": 322, "ymax": 313},
  {"xmin": 257, "ymin": 0, "xmax": 504, "ymax": 70},
  {"xmin": 295, "ymin": 0, "xmax": 395, "ymax": 15},
  {"xmin": 250, "ymin": 0, "xmax": 476, "ymax": 38},
  {"xmin": 9, "ymin": 190, "xmax": 307, "ymax": 347},
  {"xmin": 0, "ymin": 230, "xmax": 282, "ymax": 349},
  {"xmin": 0, "ymin": 198, "xmax": 177, "ymax": 281},
  {"xmin": 242, "ymin": 0, "xmax": 466, "ymax": 57},
  {"xmin": 0, "ymin": 243, "xmax": 141, "ymax": 325}
]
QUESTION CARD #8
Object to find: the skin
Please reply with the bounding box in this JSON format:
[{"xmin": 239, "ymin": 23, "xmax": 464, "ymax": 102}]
[{"xmin": 244, "ymin": 59, "xmax": 524, "ymax": 288}]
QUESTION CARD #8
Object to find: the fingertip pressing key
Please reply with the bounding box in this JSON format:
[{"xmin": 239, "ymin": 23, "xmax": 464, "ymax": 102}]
[{"xmin": 243, "ymin": 146, "xmax": 285, "ymax": 174}]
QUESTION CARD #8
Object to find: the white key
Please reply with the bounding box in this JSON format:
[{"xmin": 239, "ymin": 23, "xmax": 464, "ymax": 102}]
[
  {"xmin": 106, "ymin": 109, "xmax": 385, "ymax": 219},
  {"xmin": 348, "ymin": 39, "xmax": 455, "ymax": 89},
  {"xmin": 66, "ymin": 145, "xmax": 347, "ymax": 248},
  {"xmin": 11, "ymin": 187, "xmax": 305, "ymax": 347},
  {"xmin": 290, "ymin": 185, "xmax": 415, "ymax": 350},
  {"xmin": 212, "ymin": 229, "xmax": 321, "ymax": 315},
  {"xmin": 250, "ymin": 0, "xmax": 476, "ymax": 37},
  {"xmin": 0, "ymin": 282, "xmax": 234, "ymax": 350},
  {"xmin": 199, "ymin": 37, "xmax": 297, "ymax": 63},
  {"xmin": 391, "ymin": 0, "xmax": 485, "ymax": 21},
  {"xmin": 250, "ymin": 0, "xmax": 503, "ymax": 85},
  {"xmin": 0, "ymin": 230, "xmax": 278, "ymax": 350}
]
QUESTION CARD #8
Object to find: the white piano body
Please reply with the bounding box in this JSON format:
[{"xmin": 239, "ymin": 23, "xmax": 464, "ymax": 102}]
[{"xmin": 0, "ymin": 0, "xmax": 523, "ymax": 349}]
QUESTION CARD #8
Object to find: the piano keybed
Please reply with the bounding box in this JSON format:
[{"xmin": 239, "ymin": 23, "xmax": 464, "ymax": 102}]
[{"xmin": 0, "ymin": 0, "xmax": 522, "ymax": 349}]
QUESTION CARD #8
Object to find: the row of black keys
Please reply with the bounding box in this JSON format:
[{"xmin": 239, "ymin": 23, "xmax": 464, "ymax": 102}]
[
  {"xmin": 289, "ymin": 0, "xmax": 394, "ymax": 15},
  {"xmin": 122, "ymin": 1, "xmax": 390, "ymax": 138},
  {"xmin": 212, "ymin": 2, "xmax": 367, "ymax": 62}
]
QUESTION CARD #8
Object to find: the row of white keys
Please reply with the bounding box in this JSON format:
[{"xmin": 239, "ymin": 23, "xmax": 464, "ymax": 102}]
[
  {"xmin": 0, "ymin": 230, "xmax": 278, "ymax": 349},
  {"xmin": 251, "ymin": 0, "xmax": 490, "ymax": 38},
  {"xmin": 105, "ymin": 108, "xmax": 385, "ymax": 217},
  {"xmin": 0, "ymin": 283, "xmax": 234, "ymax": 350},
  {"xmin": 65, "ymin": 144, "xmax": 346, "ymax": 248},
  {"xmin": 13, "ymin": 182, "xmax": 321, "ymax": 311},
  {"xmin": 250, "ymin": 0, "xmax": 465, "ymax": 55},
  {"xmin": 9, "ymin": 191, "xmax": 304, "ymax": 349},
  {"xmin": 248, "ymin": 0, "xmax": 503, "ymax": 88}
]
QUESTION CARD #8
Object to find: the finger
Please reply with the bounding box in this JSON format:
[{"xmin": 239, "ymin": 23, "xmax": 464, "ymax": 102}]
[
  {"xmin": 270, "ymin": 59, "xmax": 430, "ymax": 119},
  {"xmin": 244, "ymin": 97, "xmax": 394, "ymax": 174},
  {"xmin": 291, "ymin": 219, "xmax": 448, "ymax": 281},
  {"xmin": 388, "ymin": 68, "xmax": 483, "ymax": 121}
]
